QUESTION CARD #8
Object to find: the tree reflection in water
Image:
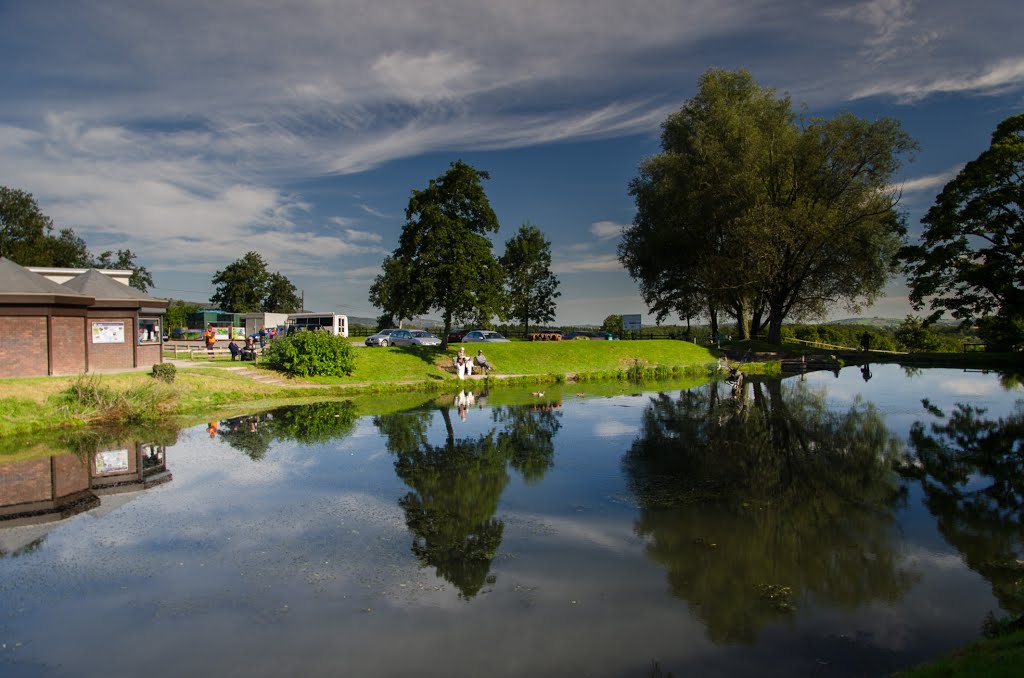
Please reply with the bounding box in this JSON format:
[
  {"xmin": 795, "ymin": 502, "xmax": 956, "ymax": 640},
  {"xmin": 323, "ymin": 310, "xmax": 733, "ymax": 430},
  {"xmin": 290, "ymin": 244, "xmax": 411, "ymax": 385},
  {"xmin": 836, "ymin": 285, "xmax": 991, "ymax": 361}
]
[
  {"xmin": 217, "ymin": 400, "xmax": 359, "ymax": 460},
  {"xmin": 374, "ymin": 397, "xmax": 561, "ymax": 599},
  {"xmin": 623, "ymin": 378, "xmax": 915, "ymax": 644},
  {"xmin": 903, "ymin": 398, "xmax": 1024, "ymax": 615}
]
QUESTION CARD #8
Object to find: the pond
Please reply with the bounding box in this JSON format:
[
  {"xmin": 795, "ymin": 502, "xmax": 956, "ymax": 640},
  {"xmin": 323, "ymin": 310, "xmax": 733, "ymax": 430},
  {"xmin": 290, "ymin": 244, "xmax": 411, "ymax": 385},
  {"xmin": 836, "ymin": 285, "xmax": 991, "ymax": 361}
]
[{"xmin": 1, "ymin": 365, "xmax": 1022, "ymax": 677}]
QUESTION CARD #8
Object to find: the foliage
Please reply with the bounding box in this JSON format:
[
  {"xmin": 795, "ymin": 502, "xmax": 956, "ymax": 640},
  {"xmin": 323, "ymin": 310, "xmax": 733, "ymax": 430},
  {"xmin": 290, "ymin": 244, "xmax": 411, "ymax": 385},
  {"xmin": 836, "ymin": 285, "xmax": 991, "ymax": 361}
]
[
  {"xmin": 894, "ymin": 316, "xmax": 943, "ymax": 352},
  {"xmin": 623, "ymin": 379, "xmax": 912, "ymax": 643},
  {"xmin": 262, "ymin": 329, "xmax": 356, "ymax": 377},
  {"xmin": 151, "ymin": 363, "xmax": 177, "ymax": 383},
  {"xmin": 57, "ymin": 375, "xmax": 177, "ymax": 423},
  {"xmin": 1, "ymin": 187, "xmax": 155, "ymax": 286},
  {"xmin": 263, "ymin": 271, "xmax": 303, "ymax": 313},
  {"xmin": 210, "ymin": 251, "xmax": 301, "ymax": 313},
  {"xmin": 901, "ymin": 399, "xmax": 1024, "ymax": 615},
  {"xmin": 499, "ymin": 222, "xmax": 561, "ymax": 335},
  {"xmin": 621, "ymin": 68, "xmax": 915, "ymax": 344},
  {"xmin": 370, "ymin": 160, "xmax": 505, "ymax": 349},
  {"xmin": 164, "ymin": 299, "xmax": 200, "ymax": 332},
  {"xmin": 94, "ymin": 248, "xmax": 154, "ymax": 292},
  {"xmin": 903, "ymin": 113, "xmax": 1024, "ymax": 351},
  {"xmin": 602, "ymin": 314, "xmax": 624, "ymax": 337}
]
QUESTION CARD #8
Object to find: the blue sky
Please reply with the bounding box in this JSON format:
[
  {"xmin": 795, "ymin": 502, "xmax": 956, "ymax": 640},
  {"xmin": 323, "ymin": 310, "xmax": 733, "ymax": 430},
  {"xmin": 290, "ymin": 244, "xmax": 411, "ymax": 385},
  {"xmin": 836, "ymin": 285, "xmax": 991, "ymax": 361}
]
[{"xmin": 2, "ymin": 0, "xmax": 1022, "ymax": 325}]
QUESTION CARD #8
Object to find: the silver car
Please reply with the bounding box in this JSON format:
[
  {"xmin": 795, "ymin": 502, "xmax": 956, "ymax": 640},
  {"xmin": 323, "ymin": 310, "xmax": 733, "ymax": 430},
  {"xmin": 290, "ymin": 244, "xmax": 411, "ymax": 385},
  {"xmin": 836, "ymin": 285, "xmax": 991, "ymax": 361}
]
[
  {"xmin": 389, "ymin": 329, "xmax": 441, "ymax": 347},
  {"xmin": 365, "ymin": 328, "xmax": 400, "ymax": 346},
  {"xmin": 462, "ymin": 330, "xmax": 510, "ymax": 343}
]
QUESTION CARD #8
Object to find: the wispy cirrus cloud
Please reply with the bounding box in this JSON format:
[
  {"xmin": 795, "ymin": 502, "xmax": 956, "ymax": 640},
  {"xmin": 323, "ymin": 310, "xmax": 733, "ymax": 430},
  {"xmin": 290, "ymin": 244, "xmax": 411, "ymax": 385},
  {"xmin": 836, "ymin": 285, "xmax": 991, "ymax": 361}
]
[
  {"xmin": 888, "ymin": 166, "xmax": 962, "ymax": 195},
  {"xmin": 552, "ymin": 254, "xmax": 623, "ymax": 274},
  {"xmin": 590, "ymin": 221, "xmax": 626, "ymax": 240},
  {"xmin": 851, "ymin": 57, "xmax": 1024, "ymax": 102}
]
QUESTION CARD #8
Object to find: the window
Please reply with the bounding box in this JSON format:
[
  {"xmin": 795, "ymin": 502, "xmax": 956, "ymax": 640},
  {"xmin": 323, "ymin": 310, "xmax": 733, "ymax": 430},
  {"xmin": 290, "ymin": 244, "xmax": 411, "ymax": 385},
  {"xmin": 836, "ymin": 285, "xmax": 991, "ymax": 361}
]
[{"xmin": 138, "ymin": 317, "xmax": 161, "ymax": 344}]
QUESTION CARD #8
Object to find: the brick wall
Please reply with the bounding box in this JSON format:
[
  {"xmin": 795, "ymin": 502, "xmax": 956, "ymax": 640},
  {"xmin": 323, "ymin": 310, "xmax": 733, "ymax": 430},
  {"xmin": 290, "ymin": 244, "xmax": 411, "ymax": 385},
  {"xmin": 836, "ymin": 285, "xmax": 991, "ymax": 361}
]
[
  {"xmin": 51, "ymin": 316, "xmax": 87, "ymax": 375},
  {"xmin": 0, "ymin": 315, "xmax": 48, "ymax": 378},
  {"xmin": 137, "ymin": 343, "xmax": 162, "ymax": 367},
  {"xmin": 53, "ymin": 454, "xmax": 90, "ymax": 498},
  {"xmin": 0, "ymin": 458, "xmax": 52, "ymax": 508},
  {"xmin": 87, "ymin": 315, "xmax": 135, "ymax": 370}
]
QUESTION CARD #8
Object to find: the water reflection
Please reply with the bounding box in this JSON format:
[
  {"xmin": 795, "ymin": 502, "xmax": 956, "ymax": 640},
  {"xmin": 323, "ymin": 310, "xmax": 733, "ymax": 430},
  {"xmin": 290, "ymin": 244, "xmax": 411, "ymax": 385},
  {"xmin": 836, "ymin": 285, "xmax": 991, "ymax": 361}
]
[
  {"xmin": 903, "ymin": 397, "xmax": 1024, "ymax": 614},
  {"xmin": 623, "ymin": 378, "xmax": 916, "ymax": 643},
  {"xmin": 374, "ymin": 392, "xmax": 562, "ymax": 598},
  {"xmin": 213, "ymin": 400, "xmax": 359, "ymax": 460},
  {"xmin": 1, "ymin": 431, "xmax": 173, "ymax": 556}
]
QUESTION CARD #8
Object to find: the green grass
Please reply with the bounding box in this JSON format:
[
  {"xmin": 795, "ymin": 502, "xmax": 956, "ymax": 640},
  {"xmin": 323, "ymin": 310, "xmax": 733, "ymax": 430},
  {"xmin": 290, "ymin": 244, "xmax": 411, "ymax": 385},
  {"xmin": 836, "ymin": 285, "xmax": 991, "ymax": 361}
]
[
  {"xmin": 318, "ymin": 339, "xmax": 719, "ymax": 384},
  {"xmin": 894, "ymin": 629, "xmax": 1024, "ymax": 677}
]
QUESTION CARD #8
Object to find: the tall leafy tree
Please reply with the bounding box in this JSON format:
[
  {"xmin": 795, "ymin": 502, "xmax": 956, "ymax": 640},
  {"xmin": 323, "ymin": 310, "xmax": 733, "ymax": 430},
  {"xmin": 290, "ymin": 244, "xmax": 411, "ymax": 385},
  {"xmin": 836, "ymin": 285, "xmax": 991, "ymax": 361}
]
[
  {"xmin": 902, "ymin": 113, "xmax": 1024, "ymax": 350},
  {"xmin": 263, "ymin": 272, "xmax": 303, "ymax": 313},
  {"xmin": 621, "ymin": 69, "xmax": 915, "ymax": 344},
  {"xmin": 0, "ymin": 186, "xmax": 52, "ymax": 264},
  {"xmin": 94, "ymin": 249, "xmax": 154, "ymax": 292},
  {"xmin": 370, "ymin": 160, "xmax": 504, "ymax": 349},
  {"xmin": 210, "ymin": 251, "xmax": 271, "ymax": 312},
  {"xmin": 499, "ymin": 222, "xmax": 560, "ymax": 335}
]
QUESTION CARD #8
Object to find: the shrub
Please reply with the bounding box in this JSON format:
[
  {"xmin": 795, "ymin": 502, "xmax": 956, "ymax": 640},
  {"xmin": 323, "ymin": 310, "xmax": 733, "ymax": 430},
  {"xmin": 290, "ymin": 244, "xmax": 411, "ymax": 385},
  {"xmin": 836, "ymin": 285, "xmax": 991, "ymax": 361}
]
[
  {"xmin": 262, "ymin": 330, "xmax": 356, "ymax": 377},
  {"xmin": 151, "ymin": 363, "xmax": 176, "ymax": 383},
  {"xmin": 58, "ymin": 375, "xmax": 177, "ymax": 423}
]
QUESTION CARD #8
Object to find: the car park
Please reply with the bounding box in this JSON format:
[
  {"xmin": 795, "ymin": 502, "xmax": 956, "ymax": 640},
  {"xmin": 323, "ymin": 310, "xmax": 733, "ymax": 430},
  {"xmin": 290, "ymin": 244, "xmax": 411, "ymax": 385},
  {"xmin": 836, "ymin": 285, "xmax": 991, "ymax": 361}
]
[
  {"xmin": 365, "ymin": 328, "xmax": 400, "ymax": 346},
  {"xmin": 462, "ymin": 330, "xmax": 510, "ymax": 343},
  {"xmin": 448, "ymin": 329, "xmax": 469, "ymax": 343},
  {"xmin": 389, "ymin": 329, "xmax": 441, "ymax": 347}
]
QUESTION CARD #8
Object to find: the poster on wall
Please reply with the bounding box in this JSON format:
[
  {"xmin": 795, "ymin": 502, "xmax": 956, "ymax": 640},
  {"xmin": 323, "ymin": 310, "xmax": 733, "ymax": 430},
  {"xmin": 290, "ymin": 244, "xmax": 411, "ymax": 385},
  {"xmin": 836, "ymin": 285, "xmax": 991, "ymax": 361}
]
[
  {"xmin": 92, "ymin": 321, "xmax": 125, "ymax": 344},
  {"xmin": 94, "ymin": 449, "xmax": 130, "ymax": 475}
]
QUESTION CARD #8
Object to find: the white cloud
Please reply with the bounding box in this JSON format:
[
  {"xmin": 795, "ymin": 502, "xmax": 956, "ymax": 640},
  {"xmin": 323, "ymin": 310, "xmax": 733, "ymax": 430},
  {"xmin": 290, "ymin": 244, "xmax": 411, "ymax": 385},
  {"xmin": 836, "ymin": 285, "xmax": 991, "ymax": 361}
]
[
  {"xmin": 552, "ymin": 254, "xmax": 623, "ymax": 274},
  {"xmin": 371, "ymin": 51, "xmax": 481, "ymax": 102},
  {"xmin": 851, "ymin": 58, "xmax": 1024, "ymax": 101},
  {"xmin": 358, "ymin": 204, "xmax": 388, "ymax": 219},
  {"xmin": 888, "ymin": 167, "xmax": 962, "ymax": 195},
  {"xmin": 590, "ymin": 221, "xmax": 625, "ymax": 240},
  {"xmin": 344, "ymin": 228, "xmax": 383, "ymax": 243}
]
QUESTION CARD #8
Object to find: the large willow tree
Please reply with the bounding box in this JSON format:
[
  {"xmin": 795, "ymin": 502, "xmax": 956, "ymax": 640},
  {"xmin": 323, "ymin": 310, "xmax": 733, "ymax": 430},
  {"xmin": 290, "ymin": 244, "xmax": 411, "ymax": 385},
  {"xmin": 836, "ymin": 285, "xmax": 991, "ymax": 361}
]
[{"xmin": 621, "ymin": 69, "xmax": 916, "ymax": 343}]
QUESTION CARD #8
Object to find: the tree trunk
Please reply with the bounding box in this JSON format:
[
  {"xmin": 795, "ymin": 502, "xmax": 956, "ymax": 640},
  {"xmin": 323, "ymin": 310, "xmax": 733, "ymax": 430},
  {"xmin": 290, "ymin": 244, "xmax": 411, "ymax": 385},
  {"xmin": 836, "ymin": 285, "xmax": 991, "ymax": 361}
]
[
  {"xmin": 709, "ymin": 304, "xmax": 719, "ymax": 340},
  {"xmin": 735, "ymin": 297, "xmax": 751, "ymax": 340},
  {"xmin": 441, "ymin": 310, "xmax": 453, "ymax": 351},
  {"xmin": 767, "ymin": 312, "xmax": 784, "ymax": 345}
]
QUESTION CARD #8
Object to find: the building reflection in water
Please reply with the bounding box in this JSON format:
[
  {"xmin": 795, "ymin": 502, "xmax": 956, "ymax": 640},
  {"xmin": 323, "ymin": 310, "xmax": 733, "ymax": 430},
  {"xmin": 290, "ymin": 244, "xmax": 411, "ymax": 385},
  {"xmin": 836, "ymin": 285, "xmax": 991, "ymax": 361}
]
[{"xmin": 0, "ymin": 441, "xmax": 172, "ymax": 543}]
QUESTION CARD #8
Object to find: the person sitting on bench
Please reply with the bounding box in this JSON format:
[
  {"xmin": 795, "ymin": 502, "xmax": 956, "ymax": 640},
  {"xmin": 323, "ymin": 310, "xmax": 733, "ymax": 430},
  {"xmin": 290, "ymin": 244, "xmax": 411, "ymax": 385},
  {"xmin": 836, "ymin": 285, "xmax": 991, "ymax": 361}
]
[
  {"xmin": 241, "ymin": 337, "xmax": 257, "ymax": 361},
  {"xmin": 455, "ymin": 347, "xmax": 473, "ymax": 379},
  {"xmin": 228, "ymin": 340, "xmax": 241, "ymax": 361},
  {"xmin": 474, "ymin": 349, "xmax": 493, "ymax": 374}
]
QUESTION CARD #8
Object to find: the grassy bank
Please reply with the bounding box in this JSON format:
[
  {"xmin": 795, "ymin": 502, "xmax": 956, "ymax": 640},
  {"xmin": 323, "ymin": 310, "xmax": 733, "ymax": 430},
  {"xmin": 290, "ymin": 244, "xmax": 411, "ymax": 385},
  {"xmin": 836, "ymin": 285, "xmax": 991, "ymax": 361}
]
[
  {"xmin": 0, "ymin": 340, "xmax": 721, "ymax": 438},
  {"xmin": 894, "ymin": 628, "xmax": 1024, "ymax": 677}
]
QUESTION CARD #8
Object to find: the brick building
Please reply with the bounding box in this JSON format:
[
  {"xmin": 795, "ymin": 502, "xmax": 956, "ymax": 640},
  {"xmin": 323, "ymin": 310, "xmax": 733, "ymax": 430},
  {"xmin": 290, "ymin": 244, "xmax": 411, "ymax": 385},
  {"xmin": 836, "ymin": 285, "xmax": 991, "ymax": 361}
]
[{"xmin": 0, "ymin": 257, "xmax": 168, "ymax": 377}]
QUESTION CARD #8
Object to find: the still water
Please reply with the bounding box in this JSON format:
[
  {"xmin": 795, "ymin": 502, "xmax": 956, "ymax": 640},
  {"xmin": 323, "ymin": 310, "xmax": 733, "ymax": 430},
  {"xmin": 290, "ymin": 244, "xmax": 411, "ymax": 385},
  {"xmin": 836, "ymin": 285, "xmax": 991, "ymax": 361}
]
[{"xmin": 1, "ymin": 365, "xmax": 1022, "ymax": 677}]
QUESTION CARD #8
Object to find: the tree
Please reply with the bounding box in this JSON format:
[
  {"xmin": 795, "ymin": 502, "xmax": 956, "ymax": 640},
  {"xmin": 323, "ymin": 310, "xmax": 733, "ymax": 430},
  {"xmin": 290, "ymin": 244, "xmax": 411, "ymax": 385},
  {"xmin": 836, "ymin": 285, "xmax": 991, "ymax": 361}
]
[
  {"xmin": 263, "ymin": 272, "xmax": 302, "ymax": 313},
  {"xmin": 1, "ymin": 186, "xmax": 53, "ymax": 264},
  {"xmin": 370, "ymin": 160, "xmax": 505, "ymax": 349},
  {"xmin": 902, "ymin": 113, "xmax": 1024, "ymax": 351},
  {"xmin": 621, "ymin": 69, "xmax": 916, "ymax": 344},
  {"xmin": 211, "ymin": 251, "xmax": 300, "ymax": 313},
  {"xmin": 601, "ymin": 314, "xmax": 624, "ymax": 337},
  {"xmin": 1, "ymin": 186, "xmax": 156, "ymax": 287},
  {"xmin": 164, "ymin": 299, "xmax": 199, "ymax": 331},
  {"xmin": 211, "ymin": 252, "xmax": 270, "ymax": 312},
  {"xmin": 499, "ymin": 222, "xmax": 560, "ymax": 335},
  {"xmin": 94, "ymin": 249, "xmax": 154, "ymax": 292}
]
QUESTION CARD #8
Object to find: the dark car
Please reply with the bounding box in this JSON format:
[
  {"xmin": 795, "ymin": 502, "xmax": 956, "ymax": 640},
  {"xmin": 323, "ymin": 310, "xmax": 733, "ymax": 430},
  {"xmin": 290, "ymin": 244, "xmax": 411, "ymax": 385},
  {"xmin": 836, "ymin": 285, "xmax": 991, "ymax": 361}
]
[{"xmin": 448, "ymin": 329, "xmax": 470, "ymax": 343}]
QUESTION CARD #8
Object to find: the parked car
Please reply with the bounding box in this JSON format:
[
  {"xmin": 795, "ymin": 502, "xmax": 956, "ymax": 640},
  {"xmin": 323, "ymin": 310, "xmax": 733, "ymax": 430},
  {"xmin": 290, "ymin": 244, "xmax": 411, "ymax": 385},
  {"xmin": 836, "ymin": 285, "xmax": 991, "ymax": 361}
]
[
  {"xmin": 389, "ymin": 329, "xmax": 441, "ymax": 347},
  {"xmin": 365, "ymin": 328, "xmax": 400, "ymax": 346},
  {"xmin": 462, "ymin": 330, "xmax": 510, "ymax": 343},
  {"xmin": 448, "ymin": 329, "xmax": 470, "ymax": 343}
]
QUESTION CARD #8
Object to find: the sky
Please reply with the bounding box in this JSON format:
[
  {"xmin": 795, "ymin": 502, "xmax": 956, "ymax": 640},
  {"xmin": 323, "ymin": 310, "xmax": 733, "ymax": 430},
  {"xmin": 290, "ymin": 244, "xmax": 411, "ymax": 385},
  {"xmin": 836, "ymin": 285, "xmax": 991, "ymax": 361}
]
[{"xmin": 1, "ymin": 0, "xmax": 1022, "ymax": 325}]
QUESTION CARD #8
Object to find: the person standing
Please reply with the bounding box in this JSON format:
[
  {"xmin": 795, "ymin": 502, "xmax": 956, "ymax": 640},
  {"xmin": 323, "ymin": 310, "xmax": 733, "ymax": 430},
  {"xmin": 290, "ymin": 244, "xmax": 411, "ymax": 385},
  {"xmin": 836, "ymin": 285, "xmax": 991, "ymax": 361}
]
[
  {"xmin": 259, "ymin": 326, "xmax": 267, "ymax": 348},
  {"xmin": 860, "ymin": 331, "xmax": 871, "ymax": 352},
  {"xmin": 204, "ymin": 324, "xmax": 217, "ymax": 355}
]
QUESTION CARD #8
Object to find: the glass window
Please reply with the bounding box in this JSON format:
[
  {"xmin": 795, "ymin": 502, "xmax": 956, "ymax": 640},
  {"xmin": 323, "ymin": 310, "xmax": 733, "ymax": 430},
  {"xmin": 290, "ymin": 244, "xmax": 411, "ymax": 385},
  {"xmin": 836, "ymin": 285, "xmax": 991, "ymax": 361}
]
[{"xmin": 138, "ymin": 317, "xmax": 161, "ymax": 344}]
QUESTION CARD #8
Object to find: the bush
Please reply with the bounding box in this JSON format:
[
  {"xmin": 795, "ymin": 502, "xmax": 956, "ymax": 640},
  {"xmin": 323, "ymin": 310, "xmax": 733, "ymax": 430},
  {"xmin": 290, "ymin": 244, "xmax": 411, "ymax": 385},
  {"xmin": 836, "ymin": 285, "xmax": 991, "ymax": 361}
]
[
  {"xmin": 262, "ymin": 330, "xmax": 356, "ymax": 377},
  {"xmin": 151, "ymin": 363, "xmax": 176, "ymax": 383}
]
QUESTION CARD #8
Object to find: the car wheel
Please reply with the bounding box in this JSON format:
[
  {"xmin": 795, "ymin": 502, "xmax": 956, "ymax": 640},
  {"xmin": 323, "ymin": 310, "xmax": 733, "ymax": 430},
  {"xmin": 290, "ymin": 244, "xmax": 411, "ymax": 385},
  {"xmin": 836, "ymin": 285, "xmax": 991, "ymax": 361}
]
[{"xmin": 380, "ymin": 340, "xmax": 388, "ymax": 347}]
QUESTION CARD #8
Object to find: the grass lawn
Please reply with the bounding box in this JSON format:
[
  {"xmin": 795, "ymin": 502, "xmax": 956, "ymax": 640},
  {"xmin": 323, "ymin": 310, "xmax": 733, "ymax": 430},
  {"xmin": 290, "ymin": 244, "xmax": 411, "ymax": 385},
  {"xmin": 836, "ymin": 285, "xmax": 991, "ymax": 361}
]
[{"xmin": 894, "ymin": 628, "xmax": 1024, "ymax": 677}]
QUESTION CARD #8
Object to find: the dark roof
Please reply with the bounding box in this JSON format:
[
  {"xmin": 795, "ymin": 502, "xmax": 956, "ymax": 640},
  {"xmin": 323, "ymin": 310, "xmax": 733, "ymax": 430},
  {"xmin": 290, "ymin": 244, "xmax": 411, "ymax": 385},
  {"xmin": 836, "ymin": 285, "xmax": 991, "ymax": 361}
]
[
  {"xmin": 0, "ymin": 257, "xmax": 95, "ymax": 306},
  {"xmin": 61, "ymin": 269, "xmax": 167, "ymax": 309}
]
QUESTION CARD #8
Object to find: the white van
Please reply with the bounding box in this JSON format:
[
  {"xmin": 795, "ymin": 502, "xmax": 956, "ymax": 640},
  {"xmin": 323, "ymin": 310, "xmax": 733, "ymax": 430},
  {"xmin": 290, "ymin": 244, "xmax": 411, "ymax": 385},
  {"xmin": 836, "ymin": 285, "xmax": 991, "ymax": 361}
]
[{"xmin": 285, "ymin": 313, "xmax": 349, "ymax": 337}]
